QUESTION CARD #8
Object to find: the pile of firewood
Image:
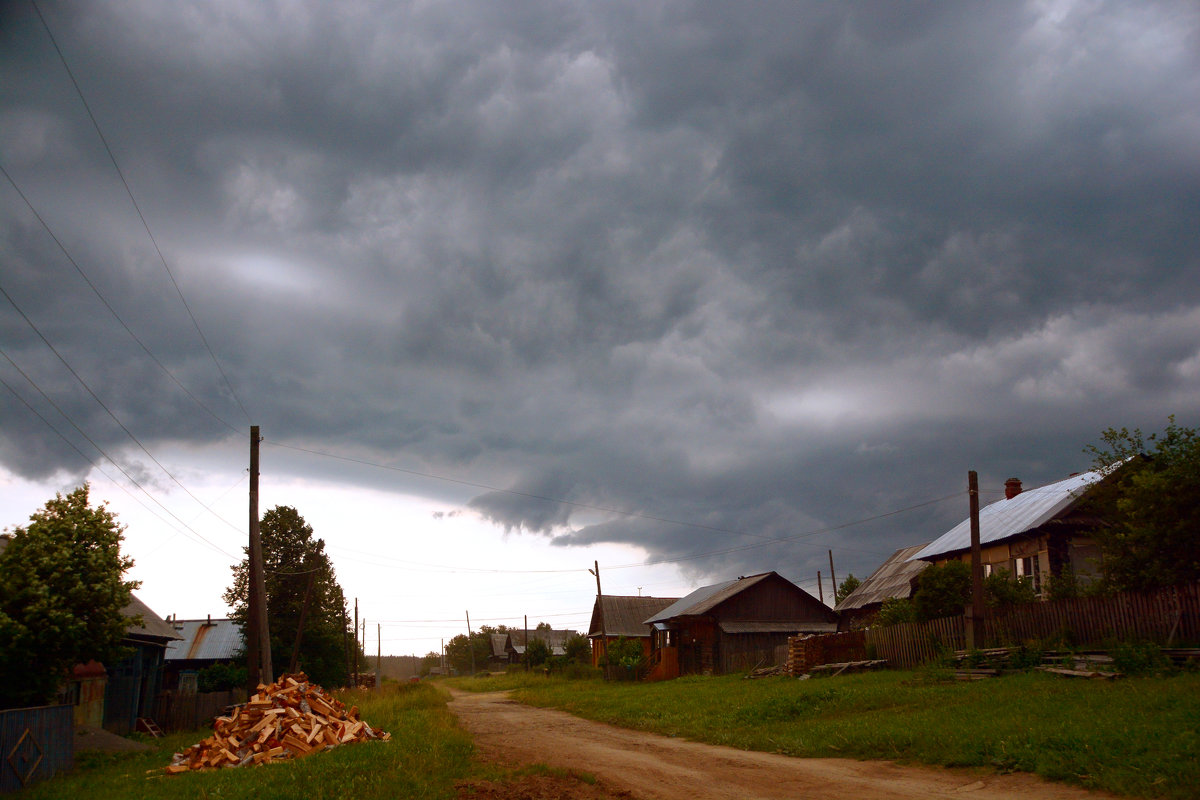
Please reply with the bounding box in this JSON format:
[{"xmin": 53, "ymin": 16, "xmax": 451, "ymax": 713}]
[{"xmin": 164, "ymin": 673, "xmax": 390, "ymax": 773}]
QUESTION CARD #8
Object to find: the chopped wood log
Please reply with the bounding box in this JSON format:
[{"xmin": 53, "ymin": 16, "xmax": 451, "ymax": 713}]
[
  {"xmin": 164, "ymin": 672, "xmax": 390, "ymax": 774},
  {"xmin": 1036, "ymin": 666, "xmax": 1122, "ymax": 680}
]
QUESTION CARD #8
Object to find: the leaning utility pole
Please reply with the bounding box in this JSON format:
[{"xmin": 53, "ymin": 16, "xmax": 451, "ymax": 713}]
[
  {"xmin": 967, "ymin": 470, "xmax": 984, "ymax": 649},
  {"xmin": 817, "ymin": 570, "xmax": 824, "ymax": 604},
  {"xmin": 828, "ymin": 550, "xmax": 838, "ymax": 602},
  {"xmin": 589, "ymin": 561, "xmax": 607, "ymax": 671},
  {"xmin": 247, "ymin": 426, "xmax": 272, "ymax": 690}
]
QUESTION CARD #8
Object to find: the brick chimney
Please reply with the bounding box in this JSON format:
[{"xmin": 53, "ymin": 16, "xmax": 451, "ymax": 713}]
[{"xmin": 1004, "ymin": 478, "xmax": 1022, "ymax": 499}]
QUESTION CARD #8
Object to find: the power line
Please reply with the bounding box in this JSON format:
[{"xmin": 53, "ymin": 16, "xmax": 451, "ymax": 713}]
[
  {"xmin": 0, "ymin": 283, "xmax": 246, "ymax": 542},
  {"xmin": 0, "ymin": 347, "xmax": 238, "ymax": 559},
  {"xmin": 0, "ymin": 162, "xmax": 242, "ymax": 436},
  {"xmin": 29, "ymin": 0, "xmax": 251, "ymax": 423}
]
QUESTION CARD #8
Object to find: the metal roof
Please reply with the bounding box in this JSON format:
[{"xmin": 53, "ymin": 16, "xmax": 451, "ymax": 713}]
[
  {"xmin": 909, "ymin": 469, "xmax": 1105, "ymax": 562},
  {"xmin": 164, "ymin": 618, "xmax": 243, "ymax": 661},
  {"xmin": 835, "ymin": 543, "xmax": 931, "ymax": 612},
  {"xmin": 489, "ymin": 633, "xmax": 509, "ymax": 658},
  {"xmin": 645, "ymin": 572, "xmax": 776, "ymax": 623},
  {"xmin": 588, "ymin": 595, "xmax": 680, "ymax": 638}
]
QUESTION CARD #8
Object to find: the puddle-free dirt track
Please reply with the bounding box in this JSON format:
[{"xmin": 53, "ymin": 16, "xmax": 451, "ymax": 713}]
[{"xmin": 448, "ymin": 690, "xmax": 1119, "ymax": 800}]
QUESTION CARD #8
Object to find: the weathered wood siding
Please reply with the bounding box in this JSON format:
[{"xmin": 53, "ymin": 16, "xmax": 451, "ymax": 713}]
[{"xmin": 1, "ymin": 704, "xmax": 73, "ymax": 793}]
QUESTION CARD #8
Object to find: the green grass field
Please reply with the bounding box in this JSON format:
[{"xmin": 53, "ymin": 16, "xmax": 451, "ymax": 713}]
[
  {"xmin": 16, "ymin": 669, "xmax": 1200, "ymax": 800},
  {"xmin": 455, "ymin": 667, "xmax": 1200, "ymax": 800}
]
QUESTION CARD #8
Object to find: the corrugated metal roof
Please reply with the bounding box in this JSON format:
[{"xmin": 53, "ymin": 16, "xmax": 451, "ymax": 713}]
[
  {"xmin": 909, "ymin": 469, "xmax": 1104, "ymax": 562},
  {"xmin": 835, "ymin": 543, "xmax": 931, "ymax": 611},
  {"xmin": 589, "ymin": 595, "xmax": 680, "ymax": 638},
  {"xmin": 164, "ymin": 618, "xmax": 243, "ymax": 661},
  {"xmin": 718, "ymin": 621, "xmax": 838, "ymax": 634},
  {"xmin": 645, "ymin": 573, "xmax": 775, "ymax": 623}
]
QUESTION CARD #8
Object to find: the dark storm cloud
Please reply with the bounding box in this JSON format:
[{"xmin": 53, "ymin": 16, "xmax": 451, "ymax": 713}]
[{"xmin": 2, "ymin": 1, "xmax": 1199, "ymax": 586}]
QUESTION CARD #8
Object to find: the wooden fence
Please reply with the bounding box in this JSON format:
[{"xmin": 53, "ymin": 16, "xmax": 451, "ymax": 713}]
[
  {"xmin": 789, "ymin": 581, "xmax": 1200, "ymax": 674},
  {"xmin": 1, "ymin": 704, "xmax": 73, "ymax": 793},
  {"xmin": 151, "ymin": 689, "xmax": 245, "ymax": 733}
]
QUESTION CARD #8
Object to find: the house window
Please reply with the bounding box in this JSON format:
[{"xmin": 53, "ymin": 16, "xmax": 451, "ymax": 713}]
[{"xmin": 1013, "ymin": 556, "xmax": 1042, "ymax": 594}]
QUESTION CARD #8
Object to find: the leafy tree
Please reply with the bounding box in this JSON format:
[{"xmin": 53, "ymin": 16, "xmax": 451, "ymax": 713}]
[
  {"xmin": 874, "ymin": 596, "xmax": 915, "ymax": 626},
  {"xmin": 1083, "ymin": 417, "xmax": 1200, "ymax": 591},
  {"xmin": 912, "ymin": 561, "xmax": 971, "ymax": 621},
  {"xmin": 564, "ymin": 633, "xmax": 591, "ymax": 664},
  {"xmin": 197, "ymin": 662, "xmax": 247, "ymax": 693},
  {"xmin": 600, "ymin": 636, "xmax": 645, "ymax": 668},
  {"xmin": 224, "ymin": 506, "xmax": 355, "ymax": 687},
  {"xmin": 0, "ymin": 485, "xmax": 137, "ymax": 708},
  {"xmin": 525, "ymin": 637, "xmax": 551, "ymax": 667},
  {"xmin": 444, "ymin": 631, "xmax": 490, "ymax": 674},
  {"xmin": 835, "ymin": 574, "xmax": 861, "ymax": 605}
]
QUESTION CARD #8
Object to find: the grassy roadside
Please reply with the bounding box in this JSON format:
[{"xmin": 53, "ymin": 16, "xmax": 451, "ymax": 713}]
[
  {"xmin": 455, "ymin": 668, "xmax": 1200, "ymax": 800},
  {"xmin": 15, "ymin": 682, "xmax": 475, "ymax": 800}
]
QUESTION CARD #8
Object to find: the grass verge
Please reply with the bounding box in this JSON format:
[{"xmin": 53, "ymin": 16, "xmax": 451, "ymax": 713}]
[
  {"xmin": 494, "ymin": 669, "xmax": 1200, "ymax": 800},
  {"xmin": 16, "ymin": 682, "xmax": 475, "ymax": 800}
]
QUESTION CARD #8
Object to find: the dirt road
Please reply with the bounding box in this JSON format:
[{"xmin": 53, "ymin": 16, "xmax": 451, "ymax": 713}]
[{"xmin": 448, "ymin": 690, "xmax": 1119, "ymax": 800}]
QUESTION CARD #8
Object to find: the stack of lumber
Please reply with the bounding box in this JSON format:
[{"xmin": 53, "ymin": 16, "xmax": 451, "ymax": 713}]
[{"xmin": 164, "ymin": 673, "xmax": 390, "ymax": 773}]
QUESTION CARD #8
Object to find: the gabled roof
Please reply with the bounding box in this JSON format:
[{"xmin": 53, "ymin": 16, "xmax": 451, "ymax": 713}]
[
  {"xmin": 489, "ymin": 633, "xmax": 510, "ymax": 658},
  {"xmin": 646, "ymin": 572, "xmax": 776, "ymax": 623},
  {"xmin": 909, "ymin": 469, "xmax": 1105, "ymax": 562},
  {"xmin": 589, "ymin": 595, "xmax": 679, "ymax": 638},
  {"xmin": 164, "ymin": 618, "xmax": 242, "ymax": 661},
  {"xmin": 122, "ymin": 595, "xmax": 183, "ymax": 643},
  {"xmin": 835, "ymin": 543, "xmax": 930, "ymax": 612}
]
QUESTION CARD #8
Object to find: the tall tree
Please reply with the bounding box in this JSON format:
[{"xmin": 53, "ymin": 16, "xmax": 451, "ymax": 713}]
[
  {"xmin": 224, "ymin": 506, "xmax": 355, "ymax": 687},
  {"xmin": 0, "ymin": 485, "xmax": 137, "ymax": 708},
  {"xmin": 1084, "ymin": 417, "xmax": 1200, "ymax": 591},
  {"xmin": 835, "ymin": 574, "xmax": 861, "ymax": 605}
]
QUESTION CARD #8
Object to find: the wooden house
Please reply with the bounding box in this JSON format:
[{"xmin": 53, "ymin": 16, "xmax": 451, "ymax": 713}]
[
  {"xmin": 908, "ymin": 469, "xmax": 1111, "ymax": 595},
  {"xmin": 834, "ymin": 543, "xmax": 930, "ymax": 629},
  {"xmin": 645, "ymin": 572, "xmax": 838, "ymax": 679},
  {"xmin": 102, "ymin": 595, "xmax": 181, "ymax": 734},
  {"xmin": 506, "ymin": 629, "xmax": 579, "ymax": 662},
  {"xmin": 587, "ymin": 595, "xmax": 679, "ymax": 667}
]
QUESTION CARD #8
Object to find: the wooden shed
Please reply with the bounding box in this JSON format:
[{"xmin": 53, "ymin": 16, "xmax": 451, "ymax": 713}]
[
  {"xmin": 588, "ymin": 595, "xmax": 679, "ymax": 667},
  {"xmin": 645, "ymin": 572, "xmax": 837, "ymax": 679}
]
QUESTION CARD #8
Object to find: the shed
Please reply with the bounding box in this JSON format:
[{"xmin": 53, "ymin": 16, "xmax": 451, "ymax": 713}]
[
  {"xmin": 645, "ymin": 572, "xmax": 838, "ymax": 679},
  {"xmin": 587, "ymin": 595, "xmax": 679, "ymax": 667},
  {"xmin": 162, "ymin": 617, "xmax": 244, "ymax": 691},
  {"xmin": 834, "ymin": 543, "xmax": 930, "ymax": 628},
  {"xmin": 103, "ymin": 595, "xmax": 181, "ymax": 734}
]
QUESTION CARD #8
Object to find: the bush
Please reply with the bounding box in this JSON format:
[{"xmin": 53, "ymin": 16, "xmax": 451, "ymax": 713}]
[
  {"xmin": 1109, "ymin": 641, "xmax": 1170, "ymax": 675},
  {"xmin": 875, "ymin": 597, "xmax": 915, "ymax": 626},
  {"xmin": 197, "ymin": 661, "xmax": 247, "ymax": 692}
]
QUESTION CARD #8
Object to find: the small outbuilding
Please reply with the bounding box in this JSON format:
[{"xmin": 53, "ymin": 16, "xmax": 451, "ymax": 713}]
[
  {"xmin": 645, "ymin": 571, "xmax": 838, "ymax": 679},
  {"xmin": 835, "ymin": 543, "xmax": 930, "ymax": 628},
  {"xmin": 588, "ymin": 595, "xmax": 679, "ymax": 667}
]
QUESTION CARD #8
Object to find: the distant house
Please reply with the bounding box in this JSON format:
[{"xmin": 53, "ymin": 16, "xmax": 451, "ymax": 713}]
[
  {"xmin": 587, "ymin": 595, "xmax": 679, "ymax": 667},
  {"xmin": 834, "ymin": 543, "xmax": 930, "ymax": 628},
  {"xmin": 102, "ymin": 595, "xmax": 181, "ymax": 734},
  {"xmin": 162, "ymin": 616, "xmax": 244, "ymax": 691},
  {"xmin": 506, "ymin": 629, "xmax": 579, "ymax": 662},
  {"xmin": 645, "ymin": 572, "xmax": 838, "ymax": 679},
  {"xmin": 488, "ymin": 633, "xmax": 511, "ymax": 668},
  {"xmin": 908, "ymin": 470, "xmax": 1111, "ymax": 595}
]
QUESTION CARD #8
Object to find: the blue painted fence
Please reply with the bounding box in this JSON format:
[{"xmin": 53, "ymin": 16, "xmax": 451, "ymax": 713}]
[{"xmin": 0, "ymin": 704, "xmax": 74, "ymax": 793}]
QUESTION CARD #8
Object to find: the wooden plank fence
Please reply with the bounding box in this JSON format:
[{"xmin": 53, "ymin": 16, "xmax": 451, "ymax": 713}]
[
  {"xmin": 1, "ymin": 704, "xmax": 73, "ymax": 793},
  {"xmin": 789, "ymin": 581, "xmax": 1200, "ymax": 674}
]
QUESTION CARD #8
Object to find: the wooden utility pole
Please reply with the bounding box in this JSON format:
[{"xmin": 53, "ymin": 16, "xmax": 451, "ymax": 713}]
[
  {"xmin": 828, "ymin": 550, "xmax": 838, "ymax": 603},
  {"xmin": 353, "ymin": 598, "xmax": 359, "ymax": 686},
  {"xmin": 817, "ymin": 570, "xmax": 824, "ymax": 604},
  {"xmin": 524, "ymin": 615, "xmax": 529, "ymax": 672},
  {"xmin": 376, "ymin": 622, "xmax": 381, "ymax": 684},
  {"xmin": 466, "ymin": 611, "xmax": 476, "ymax": 675},
  {"xmin": 247, "ymin": 426, "xmax": 272, "ymax": 690},
  {"xmin": 967, "ymin": 470, "xmax": 984, "ymax": 648},
  {"xmin": 589, "ymin": 561, "xmax": 607, "ymax": 670}
]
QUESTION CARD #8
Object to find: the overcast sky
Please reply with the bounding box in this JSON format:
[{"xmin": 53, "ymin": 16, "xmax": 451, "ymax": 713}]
[{"xmin": 2, "ymin": 0, "xmax": 1198, "ymax": 657}]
